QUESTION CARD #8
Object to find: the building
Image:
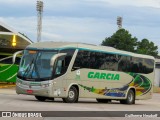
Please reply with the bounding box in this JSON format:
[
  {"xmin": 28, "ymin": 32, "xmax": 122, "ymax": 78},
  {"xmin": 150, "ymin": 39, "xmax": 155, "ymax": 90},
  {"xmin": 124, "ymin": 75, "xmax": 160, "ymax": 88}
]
[
  {"xmin": 155, "ymin": 59, "xmax": 160, "ymax": 87},
  {"xmin": 0, "ymin": 21, "xmax": 33, "ymax": 54},
  {"xmin": 0, "ymin": 21, "xmax": 33, "ymax": 82}
]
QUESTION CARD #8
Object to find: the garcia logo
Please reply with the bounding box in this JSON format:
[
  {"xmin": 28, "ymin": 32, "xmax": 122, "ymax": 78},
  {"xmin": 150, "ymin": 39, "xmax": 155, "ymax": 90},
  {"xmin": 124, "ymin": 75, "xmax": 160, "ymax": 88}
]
[{"xmin": 88, "ymin": 72, "xmax": 120, "ymax": 80}]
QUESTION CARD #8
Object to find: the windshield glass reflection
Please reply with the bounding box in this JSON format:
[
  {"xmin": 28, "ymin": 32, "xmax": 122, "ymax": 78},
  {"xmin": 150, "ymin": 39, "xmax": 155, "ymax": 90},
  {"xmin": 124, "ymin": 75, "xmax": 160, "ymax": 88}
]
[{"xmin": 17, "ymin": 50, "xmax": 57, "ymax": 80}]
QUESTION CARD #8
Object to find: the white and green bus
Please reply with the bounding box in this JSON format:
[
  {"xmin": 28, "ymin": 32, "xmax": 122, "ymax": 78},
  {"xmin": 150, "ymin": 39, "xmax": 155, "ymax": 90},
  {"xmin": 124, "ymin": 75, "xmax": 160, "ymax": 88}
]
[{"xmin": 15, "ymin": 42, "xmax": 155, "ymax": 104}]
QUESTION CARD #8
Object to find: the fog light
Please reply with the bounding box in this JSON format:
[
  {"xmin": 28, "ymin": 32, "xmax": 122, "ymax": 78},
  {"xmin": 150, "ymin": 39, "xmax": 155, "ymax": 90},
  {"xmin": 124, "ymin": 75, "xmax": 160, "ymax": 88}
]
[{"xmin": 41, "ymin": 84, "xmax": 49, "ymax": 88}]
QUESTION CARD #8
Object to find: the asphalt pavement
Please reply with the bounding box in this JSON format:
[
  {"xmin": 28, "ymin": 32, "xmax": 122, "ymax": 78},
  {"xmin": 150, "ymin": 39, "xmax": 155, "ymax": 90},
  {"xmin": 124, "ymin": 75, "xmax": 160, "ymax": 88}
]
[{"xmin": 0, "ymin": 88, "xmax": 160, "ymax": 120}]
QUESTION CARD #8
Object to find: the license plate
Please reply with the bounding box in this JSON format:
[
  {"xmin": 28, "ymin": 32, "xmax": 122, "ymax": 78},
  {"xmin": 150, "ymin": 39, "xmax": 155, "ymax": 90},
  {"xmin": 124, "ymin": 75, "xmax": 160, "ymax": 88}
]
[{"xmin": 27, "ymin": 90, "xmax": 33, "ymax": 94}]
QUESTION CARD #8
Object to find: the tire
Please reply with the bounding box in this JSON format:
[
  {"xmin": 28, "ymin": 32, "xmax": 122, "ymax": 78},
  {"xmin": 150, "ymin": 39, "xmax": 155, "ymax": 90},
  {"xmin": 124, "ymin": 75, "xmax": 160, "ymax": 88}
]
[
  {"xmin": 35, "ymin": 96, "xmax": 47, "ymax": 101},
  {"xmin": 120, "ymin": 89, "xmax": 135, "ymax": 104},
  {"xmin": 62, "ymin": 86, "xmax": 79, "ymax": 103},
  {"xmin": 96, "ymin": 99, "xmax": 111, "ymax": 103}
]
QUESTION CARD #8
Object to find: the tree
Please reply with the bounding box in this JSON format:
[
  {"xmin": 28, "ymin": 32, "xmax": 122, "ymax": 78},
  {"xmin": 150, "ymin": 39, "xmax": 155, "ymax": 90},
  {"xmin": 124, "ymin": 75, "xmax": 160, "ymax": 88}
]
[
  {"xmin": 137, "ymin": 39, "xmax": 158, "ymax": 57},
  {"xmin": 101, "ymin": 29, "xmax": 159, "ymax": 57},
  {"xmin": 101, "ymin": 29, "xmax": 137, "ymax": 52}
]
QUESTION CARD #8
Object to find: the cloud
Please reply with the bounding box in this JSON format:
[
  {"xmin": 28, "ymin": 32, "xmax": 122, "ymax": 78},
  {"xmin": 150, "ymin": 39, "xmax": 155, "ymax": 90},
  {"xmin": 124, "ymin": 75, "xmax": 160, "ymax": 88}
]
[
  {"xmin": 41, "ymin": 16, "xmax": 117, "ymax": 44},
  {"xmin": 0, "ymin": 0, "xmax": 35, "ymax": 5},
  {"xmin": 0, "ymin": 0, "xmax": 160, "ymax": 53},
  {"xmin": 42, "ymin": 32, "xmax": 63, "ymax": 41},
  {"xmin": 86, "ymin": 0, "xmax": 160, "ymax": 8},
  {"xmin": 0, "ymin": 16, "xmax": 37, "ymax": 40},
  {"xmin": 2, "ymin": 0, "xmax": 160, "ymax": 9},
  {"xmin": 0, "ymin": 16, "xmax": 116, "ymax": 45}
]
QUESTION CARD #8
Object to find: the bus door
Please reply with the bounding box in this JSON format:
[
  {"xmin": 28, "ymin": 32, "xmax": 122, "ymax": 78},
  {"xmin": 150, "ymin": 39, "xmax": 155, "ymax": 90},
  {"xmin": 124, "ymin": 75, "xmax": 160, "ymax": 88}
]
[{"xmin": 52, "ymin": 55, "xmax": 69, "ymax": 97}]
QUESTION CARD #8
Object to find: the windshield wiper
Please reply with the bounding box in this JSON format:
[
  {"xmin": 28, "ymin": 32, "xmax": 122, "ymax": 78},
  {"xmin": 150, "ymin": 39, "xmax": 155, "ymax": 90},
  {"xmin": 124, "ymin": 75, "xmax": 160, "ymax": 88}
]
[
  {"xmin": 22, "ymin": 58, "xmax": 35, "ymax": 79},
  {"xmin": 34, "ymin": 55, "xmax": 40, "ymax": 81}
]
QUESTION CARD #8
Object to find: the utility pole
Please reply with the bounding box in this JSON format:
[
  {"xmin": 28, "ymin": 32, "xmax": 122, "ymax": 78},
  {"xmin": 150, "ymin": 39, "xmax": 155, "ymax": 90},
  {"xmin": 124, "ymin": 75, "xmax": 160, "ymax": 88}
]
[
  {"xmin": 36, "ymin": 0, "xmax": 43, "ymax": 42},
  {"xmin": 117, "ymin": 16, "xmax": 122, "ymax": 29}
]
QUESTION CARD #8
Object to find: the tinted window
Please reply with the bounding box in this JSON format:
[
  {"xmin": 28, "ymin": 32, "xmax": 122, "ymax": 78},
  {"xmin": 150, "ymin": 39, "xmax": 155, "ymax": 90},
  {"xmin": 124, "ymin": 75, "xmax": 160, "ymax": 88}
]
[
  {"xmin": 60, "ymin": 49, "xmax": 75, "ymax": 67},
  {"xmin": 118, "ymin": 56, "xmax": 154, "ymax": 74},
  {"xmin": 53, "ymin": 49, "xmax": 75, "ymax": 78},
  {"xmin": 73, "ymin": 50, "xmax": 120, "ymax": 70},
  {"xmin": 73, "ymin": 50, "xmax": 90, "ymax": 69},
  {"xmin": 73, "ymin": 50, "xmax": 154, "ymax": 74},
  {"xmin": 156, "ymin": 64, "xmax": 160, "ymax": 68}
]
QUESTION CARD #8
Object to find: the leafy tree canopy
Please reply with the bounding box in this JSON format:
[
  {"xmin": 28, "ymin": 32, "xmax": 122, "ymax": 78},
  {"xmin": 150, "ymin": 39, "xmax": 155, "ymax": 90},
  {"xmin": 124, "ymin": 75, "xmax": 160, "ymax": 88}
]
[
  {"xmin": 137, "ymin": 39, "xmax": 158, "ymax": 56},
  {"xmin": 101, "ymin": 29, "xmax": 158, "ymax": 57},
  {"xmin": 102, "ymin": 29, "xmax": 137, "ymax": 52}
]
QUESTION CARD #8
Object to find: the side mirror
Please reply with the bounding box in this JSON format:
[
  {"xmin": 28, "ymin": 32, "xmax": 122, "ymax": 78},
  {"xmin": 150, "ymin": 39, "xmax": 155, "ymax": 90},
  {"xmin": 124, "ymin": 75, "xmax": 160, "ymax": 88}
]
[
  {"xmin": 13, "ymin": 51, "xmax": 23, "ymax": 64},
  {"xmin": 50, "ymin": 53, "xmax": 67, "ymax": 67}
]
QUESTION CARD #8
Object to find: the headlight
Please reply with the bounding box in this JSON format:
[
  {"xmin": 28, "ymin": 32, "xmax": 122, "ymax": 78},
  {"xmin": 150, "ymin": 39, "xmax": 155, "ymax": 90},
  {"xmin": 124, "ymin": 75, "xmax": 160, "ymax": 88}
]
[
  {"xmin": 16, "ymin": 82, "xmax": 21, "ymax": 86},
  {"xmin": 41, "ymin": 83, "xmax": 52, "ymax": 88}
]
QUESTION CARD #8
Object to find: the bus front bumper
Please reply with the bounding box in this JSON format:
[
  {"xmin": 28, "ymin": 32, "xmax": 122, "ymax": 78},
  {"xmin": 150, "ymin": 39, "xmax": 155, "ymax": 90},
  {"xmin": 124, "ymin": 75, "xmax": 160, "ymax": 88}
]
[
  {"xmin": 16, "ymin": 78, "xmax": 66, "ymax": 98},
  {"xmin": 16, "ymin": 83, "xmax": 53, "ymax": 97}
]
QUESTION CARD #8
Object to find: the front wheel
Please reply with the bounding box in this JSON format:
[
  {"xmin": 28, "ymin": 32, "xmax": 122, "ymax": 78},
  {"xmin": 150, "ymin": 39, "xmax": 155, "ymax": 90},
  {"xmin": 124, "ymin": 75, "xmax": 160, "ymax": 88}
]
[
  {"xmin": 120, "ymin": 89, "xmax": 135, "ymax": 104},
  {"xmin": 62, "ymin": 86, "xmax": 79, "ymax": 103}
]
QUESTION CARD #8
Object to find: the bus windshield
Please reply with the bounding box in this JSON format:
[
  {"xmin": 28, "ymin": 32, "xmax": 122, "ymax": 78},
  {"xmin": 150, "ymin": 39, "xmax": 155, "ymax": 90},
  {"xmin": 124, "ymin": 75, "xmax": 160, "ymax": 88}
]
[{"xmin": 17, "ymin": 50, "xmax": 58, "ymax": 81}]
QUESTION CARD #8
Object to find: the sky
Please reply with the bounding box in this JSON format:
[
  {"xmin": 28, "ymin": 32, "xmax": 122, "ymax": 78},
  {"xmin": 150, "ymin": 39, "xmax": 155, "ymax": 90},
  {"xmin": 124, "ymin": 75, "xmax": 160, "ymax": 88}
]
[{"xmin": 0, "ymin": 0, "xmax": 160, "ymax": 53}]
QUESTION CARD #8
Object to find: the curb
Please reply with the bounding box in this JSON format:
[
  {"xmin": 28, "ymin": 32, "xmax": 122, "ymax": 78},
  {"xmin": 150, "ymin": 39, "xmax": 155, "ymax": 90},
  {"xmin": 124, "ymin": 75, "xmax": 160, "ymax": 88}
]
[{"xmin": 0, "ymin": 85, "xmax": 16, "ymax": 89}]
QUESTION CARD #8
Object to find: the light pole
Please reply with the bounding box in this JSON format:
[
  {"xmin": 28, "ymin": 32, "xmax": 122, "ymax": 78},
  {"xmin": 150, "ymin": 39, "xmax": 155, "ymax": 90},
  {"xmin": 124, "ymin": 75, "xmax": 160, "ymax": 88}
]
[
  {"xmin": 117, "ymin": 16, "xmax": 122, "ymax": 29},
  {"xmin": 36, "ymin": 0, "xmax": 43, "ymax": 42}
]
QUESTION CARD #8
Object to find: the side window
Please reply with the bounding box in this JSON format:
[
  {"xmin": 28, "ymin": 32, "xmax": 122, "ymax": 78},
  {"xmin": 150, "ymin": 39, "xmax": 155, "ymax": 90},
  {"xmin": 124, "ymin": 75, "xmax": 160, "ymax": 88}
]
[
  {"xmin": 72, "ymin": 49, "xmax": 154, "ymax": 74},
  {"xmin": 54, "ymin": 49, "xmax": 75, "ymax": 77},
  {"xmin": 100, "ymin": 54, "xmax": 119, "ymax": 71},
  {"xmin": 81, "ymin": 51, "xmax": 90, "ymax": 68},
  {"xmin": 132, "ymin": 58, "xmax": 154, "ymax": 74},
  {"xmin": 72, "ymin": 53, "xmax": 82, "ymax": 69},
  {"xmin": 90, "ymin": 52, "xmax": 96, "ymax": 69},
  {"xmin": 156, "ymin": 64, "xmax": 160, "ymax": 68},
  {"xmin": 118, "ymin": 56, "xmax": 131, "ymax": 72},
  {"xmin": 73, "ymin": 50, "xmax": 120, "ymax": 71},
  {"xmin": 60, "ymin": 49, "xmax": 75, "ymax": 67},
  {"xmin": 55, "ymin": 59, "xmax": 63, "ymax": 75},
  {"xmin": 118, "ymin": 56, "xmax": 154, "ymax": 74},
  {"xmin": 54, "ymin": 56, "xmax": 66, "ymax": 77},
  {"xmin": 90, "ymin": 52, "xmax": 119, "ymax": 71},
  {"xmin": 94, "ymin": 52, "xmax": 104, "ymax": 69},
  {"xmin": 73, "ymin": 50, "xmax": 90, "ymax": 69}
]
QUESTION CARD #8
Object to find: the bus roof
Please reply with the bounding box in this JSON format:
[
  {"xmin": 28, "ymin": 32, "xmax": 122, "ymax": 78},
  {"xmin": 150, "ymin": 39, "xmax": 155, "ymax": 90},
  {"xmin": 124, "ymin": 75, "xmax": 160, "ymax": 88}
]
[{"xmin": 27, "ymin": 41, "xmax": 155, "ymax": 60}]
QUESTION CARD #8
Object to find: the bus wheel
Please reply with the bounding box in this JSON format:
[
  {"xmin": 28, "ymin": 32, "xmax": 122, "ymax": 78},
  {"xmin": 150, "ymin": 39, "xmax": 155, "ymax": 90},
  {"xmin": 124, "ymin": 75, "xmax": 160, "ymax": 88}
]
[
  {"xmin": 120, "ymin": 89, "xmax": 135, "ymax": 104},
  {"xmin": 96, "ymin": 99, "xmax": 111, "ymax": 103},
  {"xmin": 62, "ymin": 86, "xmax": 79, "ymax": 103},
  {"xmin": 35, "ymin": 96, "xmax": 47, "ymax": 101}
]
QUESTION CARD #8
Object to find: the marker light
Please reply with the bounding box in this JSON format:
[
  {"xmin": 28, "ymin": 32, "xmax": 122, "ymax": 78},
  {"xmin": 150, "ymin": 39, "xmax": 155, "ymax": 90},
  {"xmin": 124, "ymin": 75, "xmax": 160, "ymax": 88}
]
[{"xmin": 12, "ymin": 35, "xmax": 17, "ymax": 47}]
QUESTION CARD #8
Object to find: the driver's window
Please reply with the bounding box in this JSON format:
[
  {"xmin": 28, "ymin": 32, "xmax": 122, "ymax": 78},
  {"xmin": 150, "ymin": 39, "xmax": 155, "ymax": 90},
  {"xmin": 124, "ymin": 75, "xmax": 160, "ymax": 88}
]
[{"xmin": 55, "ymin": 60, "xmax": 62, "ymax": 75}]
